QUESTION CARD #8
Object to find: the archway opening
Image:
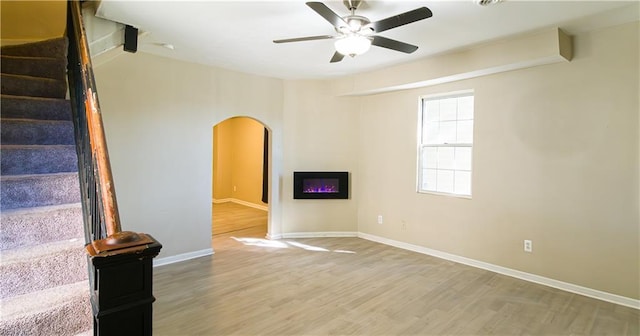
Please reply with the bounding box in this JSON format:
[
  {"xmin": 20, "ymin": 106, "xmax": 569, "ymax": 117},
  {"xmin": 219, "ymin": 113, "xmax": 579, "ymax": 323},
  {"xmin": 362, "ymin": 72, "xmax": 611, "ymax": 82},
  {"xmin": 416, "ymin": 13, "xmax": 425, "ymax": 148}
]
[{"xmin": 212, "ymin": 117, "xmax": 270, "ymax": 248}]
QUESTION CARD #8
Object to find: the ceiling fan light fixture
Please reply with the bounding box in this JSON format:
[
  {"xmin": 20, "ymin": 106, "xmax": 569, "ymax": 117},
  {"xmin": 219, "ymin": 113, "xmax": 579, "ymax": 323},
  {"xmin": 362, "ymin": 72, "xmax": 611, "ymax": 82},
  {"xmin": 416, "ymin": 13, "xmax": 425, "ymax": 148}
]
[
  {"xmin": 335, "ymin": 35, "xmax": 371, "ymax": 57},
  {"xmin": 275, "ymin": 2, "xmax": 433, "ymax": 63},
  {"xmin": 348, "ymin": 20, "xmax": 361, "ymax": 30}
]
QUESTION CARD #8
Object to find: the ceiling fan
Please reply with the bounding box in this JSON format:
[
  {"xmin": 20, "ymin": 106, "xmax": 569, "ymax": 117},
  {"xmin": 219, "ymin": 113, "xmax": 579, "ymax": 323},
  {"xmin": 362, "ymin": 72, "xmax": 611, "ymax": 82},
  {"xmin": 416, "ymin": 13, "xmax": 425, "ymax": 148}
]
[{"xmin": 273, "ymin": 1, "xmax": 433, "ymax": 63}]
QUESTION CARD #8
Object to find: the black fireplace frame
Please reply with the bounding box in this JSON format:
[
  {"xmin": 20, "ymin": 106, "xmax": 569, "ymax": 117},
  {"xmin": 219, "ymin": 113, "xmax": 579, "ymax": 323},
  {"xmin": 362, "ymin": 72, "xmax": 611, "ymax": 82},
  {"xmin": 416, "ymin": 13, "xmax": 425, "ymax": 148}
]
[{"xmin": 293, "ymin": 171, "xmax": 349, "ymax": 199}]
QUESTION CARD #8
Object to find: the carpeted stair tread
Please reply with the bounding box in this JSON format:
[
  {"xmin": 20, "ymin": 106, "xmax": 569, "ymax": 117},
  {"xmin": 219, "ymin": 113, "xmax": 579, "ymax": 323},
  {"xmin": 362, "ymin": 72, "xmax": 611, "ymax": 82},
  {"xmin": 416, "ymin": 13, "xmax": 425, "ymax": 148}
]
[
  {"xmin": 1, "ymin": 55, "xmax": 67, "ymax": 80},
  {"xmin": 0, "ymin": 203, "xmax": 84, "ymax": 250},
  {"xmin": 1, "ymin": 95, "xmax": 72, "ymax": 120},
  {"xmin": 1, "ymin": 118, "xmax": 74, "ymax": 145},
  {"xmin": 1, "ymin": 145, "xmax": 79, "ymax": 175},
  {"xmin": 0, "ymin": 172, "xmax": 80, "ymax": 210},
  {"xmin": 0, "ymin": 280, "xmax": 91, "ymax": 336},
  {"xmin": 0, "ymin": 239, "xmax": 87, "ymax": 300},
  {"xmin": 0, "ymin": 37, "xmax": 68, "ymax": 58},
  {"xmin": 0, "ymin": 37, "xmax": 89, "ymax": 336},
  {"xmin": 1, "ymin": 73, "xmax": 67, "ymax": 99},
  {"xmin": 0, "ymin": 238, "xmax": 87, "ymax": 300}
]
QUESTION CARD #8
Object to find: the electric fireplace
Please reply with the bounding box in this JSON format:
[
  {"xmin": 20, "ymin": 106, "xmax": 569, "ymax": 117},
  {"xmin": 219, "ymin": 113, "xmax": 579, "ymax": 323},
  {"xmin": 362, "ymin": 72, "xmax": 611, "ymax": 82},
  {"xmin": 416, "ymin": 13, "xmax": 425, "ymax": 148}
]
[{"xmin": 293, "ymin": 171, "xmax": 349, "ymax": 199}]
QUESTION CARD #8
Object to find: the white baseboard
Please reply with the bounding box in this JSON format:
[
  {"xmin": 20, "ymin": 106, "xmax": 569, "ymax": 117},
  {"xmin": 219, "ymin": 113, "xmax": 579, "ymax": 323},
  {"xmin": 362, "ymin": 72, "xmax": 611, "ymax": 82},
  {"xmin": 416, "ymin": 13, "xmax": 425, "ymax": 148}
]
[
  {"xmin": 153, "ymin": 248, "xmax": 214, "ymax": 267},
  {"xmin": 266, "ymin": 233, "xmax": 282, "ymax": 240},
  {"xmin": 280, "ymin": 231, "xmax": 358, "ymax": 239},
  {"xmin": 358, "ymin": 232, "xmax": 640, "ymax": 310},
  {"xmin": 213, "ymin": 198, "xmax": 268, "ymax": 211}
]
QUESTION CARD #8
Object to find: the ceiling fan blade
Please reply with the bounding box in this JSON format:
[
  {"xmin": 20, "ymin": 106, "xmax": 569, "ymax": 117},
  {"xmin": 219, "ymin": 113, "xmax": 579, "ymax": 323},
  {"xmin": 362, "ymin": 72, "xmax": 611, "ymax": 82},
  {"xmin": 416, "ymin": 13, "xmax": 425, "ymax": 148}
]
[
  {"xmin": 370, "ymin": 7, "xmax": 433, "ymax": 33},
  {"xmin": 330, "ymin": 51, "xmax": 345, "ymax": 63},
  {"xmin": 306, "ymin": 2, "xmax": 348, "ymax": 28},
  {"xmin": 372, "ymin": 36, "xmax": 418, "ymax": 53},
  {"xmin": 273, "ymin": 35, "xmax": 335, "ymax": 43}
]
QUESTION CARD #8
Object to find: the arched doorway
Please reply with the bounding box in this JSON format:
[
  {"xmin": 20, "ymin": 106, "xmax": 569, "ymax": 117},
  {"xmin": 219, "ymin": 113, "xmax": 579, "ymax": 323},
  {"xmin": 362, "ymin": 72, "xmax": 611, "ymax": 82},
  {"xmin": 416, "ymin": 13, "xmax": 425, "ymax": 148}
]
[{"xmin": 211, "ymin": 117, "xmax": 270, "ymax": 247}]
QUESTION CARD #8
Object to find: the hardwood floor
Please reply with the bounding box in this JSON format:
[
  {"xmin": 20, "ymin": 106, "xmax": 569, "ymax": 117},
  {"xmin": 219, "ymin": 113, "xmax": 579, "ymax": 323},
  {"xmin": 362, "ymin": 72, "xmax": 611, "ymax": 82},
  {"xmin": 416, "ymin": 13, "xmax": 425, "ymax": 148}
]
[
  {"xmin": 212, "ymin": 202, "xmax": 268, "ymax": 236},
  {"xmin": 154, "ymin": 204, "xmax": 639, "ymax": 335}
]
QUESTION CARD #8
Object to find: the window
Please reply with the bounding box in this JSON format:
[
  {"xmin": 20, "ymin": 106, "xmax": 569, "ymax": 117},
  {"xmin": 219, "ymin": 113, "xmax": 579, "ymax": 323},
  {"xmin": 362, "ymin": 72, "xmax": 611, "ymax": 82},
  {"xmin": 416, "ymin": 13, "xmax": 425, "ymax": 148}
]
[{"xmin": 418, "ymin": 91, "xmax": 474, "ymax": 197}]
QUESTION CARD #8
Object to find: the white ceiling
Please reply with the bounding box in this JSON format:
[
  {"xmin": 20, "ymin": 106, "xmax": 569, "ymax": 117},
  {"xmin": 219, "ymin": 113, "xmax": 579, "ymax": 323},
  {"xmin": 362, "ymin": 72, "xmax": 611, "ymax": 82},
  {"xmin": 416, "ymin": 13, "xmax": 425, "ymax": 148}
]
[{"xmin": 95, "ymin": 0, "xmax": 639, "ymax": 80}]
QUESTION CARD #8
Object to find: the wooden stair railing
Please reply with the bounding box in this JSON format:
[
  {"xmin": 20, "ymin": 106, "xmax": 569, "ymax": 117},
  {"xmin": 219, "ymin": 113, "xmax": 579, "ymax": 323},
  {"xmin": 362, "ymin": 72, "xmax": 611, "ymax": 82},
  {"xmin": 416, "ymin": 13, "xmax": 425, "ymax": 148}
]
[{"xmin": 66, "ymin": 1, "xmax": 162, "ymax": 335}]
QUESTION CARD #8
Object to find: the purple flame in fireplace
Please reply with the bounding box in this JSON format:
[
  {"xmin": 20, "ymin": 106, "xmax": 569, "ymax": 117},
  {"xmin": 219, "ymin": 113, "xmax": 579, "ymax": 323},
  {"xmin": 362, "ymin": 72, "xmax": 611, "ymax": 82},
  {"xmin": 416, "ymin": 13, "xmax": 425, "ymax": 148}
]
[{"xmin": 303, "ymin": 178, "xmax": 340, "ymax": 194}]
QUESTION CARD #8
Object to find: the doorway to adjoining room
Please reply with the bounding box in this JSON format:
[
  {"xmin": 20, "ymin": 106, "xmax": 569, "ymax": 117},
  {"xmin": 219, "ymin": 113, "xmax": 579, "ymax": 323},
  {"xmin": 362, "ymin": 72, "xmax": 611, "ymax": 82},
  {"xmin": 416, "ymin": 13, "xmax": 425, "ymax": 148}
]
[{"xmin": 212, "ymin": 117, "xmax": 269, "ymax": 248}]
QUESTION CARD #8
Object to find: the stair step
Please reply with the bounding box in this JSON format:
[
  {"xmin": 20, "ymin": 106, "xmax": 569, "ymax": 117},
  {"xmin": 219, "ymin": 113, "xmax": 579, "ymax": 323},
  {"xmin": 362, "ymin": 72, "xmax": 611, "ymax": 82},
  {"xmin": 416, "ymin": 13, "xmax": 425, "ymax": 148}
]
[
  {"xmin": 0, "ymin": 281, "xmax": 91, "ymax": 336},
  {"xmin": 1, "ymin": 55, "xmax": 67, "ymax": 80},
  {"xmin": 0, "ymin": 203, "xmax": 84, "ymax": 250},
  {"xmin": 0, "ymin": 172, "xmax": 80, "ymax": 210},
  {"xmin": 0, "ymin": 37, "xmax": 68, "ymax": 58},
  {"xmin": 0, "ymin": 37, "xmax": 91, "ymax": 336},
  {"xmin": 1, "ymin": 118, "xmax": 74, "ymax": 145},
  {"xmin": 1, "ymin": 95, "xmax": 72, "ymax": 120},
  {"xmin": 0, "ymin": 238, "xmax": 88, "ymax": 300},
  {"xmin": 1, "ymin": 73, "xmax": 67, "ymax": 99},
  {"xmin": 1, "ymin": 145, "xmax": 78, "ymax": 175}
]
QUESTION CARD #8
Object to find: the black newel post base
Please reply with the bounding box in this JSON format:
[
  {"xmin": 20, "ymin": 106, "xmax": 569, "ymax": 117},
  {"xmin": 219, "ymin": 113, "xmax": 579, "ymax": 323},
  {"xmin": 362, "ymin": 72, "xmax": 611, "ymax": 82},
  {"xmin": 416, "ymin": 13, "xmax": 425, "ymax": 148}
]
[{"xmin": 87, "ymin": 234, "xmax": 162, "ymax": 336}]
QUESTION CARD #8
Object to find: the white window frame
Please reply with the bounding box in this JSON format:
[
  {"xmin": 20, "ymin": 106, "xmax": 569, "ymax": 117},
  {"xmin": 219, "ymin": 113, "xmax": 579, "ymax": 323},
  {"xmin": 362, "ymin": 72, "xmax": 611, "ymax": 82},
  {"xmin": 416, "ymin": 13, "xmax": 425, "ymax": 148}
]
[{"xmin": 417, "ymin": 90, "xmax": 474, "ymax": 198}]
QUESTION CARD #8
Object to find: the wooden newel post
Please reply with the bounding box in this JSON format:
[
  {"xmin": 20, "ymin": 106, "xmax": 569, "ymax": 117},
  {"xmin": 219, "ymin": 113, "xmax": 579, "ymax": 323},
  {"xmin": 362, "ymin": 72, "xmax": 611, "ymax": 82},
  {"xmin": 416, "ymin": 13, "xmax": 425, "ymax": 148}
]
[{"xmin": 86, "ymin": 232, "xmax": 162, "ymax": 336}]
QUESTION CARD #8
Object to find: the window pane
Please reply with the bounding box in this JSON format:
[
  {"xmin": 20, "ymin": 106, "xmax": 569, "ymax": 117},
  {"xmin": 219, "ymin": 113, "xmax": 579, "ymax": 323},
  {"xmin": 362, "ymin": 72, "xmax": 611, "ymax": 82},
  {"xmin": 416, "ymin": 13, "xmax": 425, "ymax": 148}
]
[
  {"xmin": 457, "ymin": 120, "xmax": 474, "ymax": 143},
  {"xmin": 422, "ymin": 169, "xmax": 437, "ymax": 191},
  {"xmin": 455, "ymin": 147, "xmax": 472, "ymax": 171},
  {"xmin": 422, "ymin": 147, "xmax": 438, "ymax": 169},
  {"xmin": 458, "ymin": 96, "xmax": 474, "ymax": 120},
  {"xmin": 439, "ymin": 121, "xmax": 456, "ymax": 144},
  {"xmin": 437, "ymin": 170, "xmax": 454, "ymax": 193},
  {"xmin": 440, "ymin": 98, "xmax": 457, "ymax": 121},
  {"xmin": 419, "ymin": 93, "xmax": 473, "ymax": 197},
  {"xmin": 438, "ymin": 147, "xmax": 455, "ymax": 169},
  {"xmin": 424, "ymin": 100, "xmax": 440, "ymax": 122},
  {"xmin": 454, "ymin": 171, "xmax": 471, "ymax": 195},
  {"xmin": 423, "ymin": 122, "xmax": 440, "ymax": 144}
]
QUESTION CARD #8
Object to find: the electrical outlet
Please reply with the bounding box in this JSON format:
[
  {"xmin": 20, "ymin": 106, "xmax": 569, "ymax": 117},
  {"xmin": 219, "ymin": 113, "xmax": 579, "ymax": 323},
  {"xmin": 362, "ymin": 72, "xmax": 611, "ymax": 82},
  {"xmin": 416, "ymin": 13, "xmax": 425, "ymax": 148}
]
[
  {"xmin": 401, "ymin": 220, "xmax": 407, "ymax": 230},
  {"xmin": 233, "ymin": 186, "xmax": 237, "ymax": 192},
  {"xmin": 524, "ymin": 240, "xmax": 532, "ymax": 253},
  {"xmin": 377, "ymin": 215, "xmax": 383, "ymax": 224}
]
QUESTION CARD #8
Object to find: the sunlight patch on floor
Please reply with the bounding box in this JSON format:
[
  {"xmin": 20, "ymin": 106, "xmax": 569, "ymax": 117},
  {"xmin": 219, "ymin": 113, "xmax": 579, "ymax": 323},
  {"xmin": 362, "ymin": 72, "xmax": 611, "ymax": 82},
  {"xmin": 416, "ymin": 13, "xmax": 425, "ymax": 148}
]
[
  {"xmin": 333, "ymin": 249, "xmax": 356, "ymax": 254},
  {"xmin": 287, "ymin": 241, "xmax": 328, "ymax": 252},
  {"xmin": 231, "ymin": 237, "xmax": 355, "ymax": 254},
  {"xmin": 231, "ymin": 237, "xmax": 289, "ymax": 248}
]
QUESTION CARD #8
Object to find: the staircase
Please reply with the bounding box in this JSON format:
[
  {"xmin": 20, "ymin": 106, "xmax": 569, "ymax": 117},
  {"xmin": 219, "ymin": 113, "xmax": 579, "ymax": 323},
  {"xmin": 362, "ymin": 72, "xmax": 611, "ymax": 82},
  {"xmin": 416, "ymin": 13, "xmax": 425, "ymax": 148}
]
[{"xmin": 0, "ymin": 38, "xmax": 92, "ymax": 335}]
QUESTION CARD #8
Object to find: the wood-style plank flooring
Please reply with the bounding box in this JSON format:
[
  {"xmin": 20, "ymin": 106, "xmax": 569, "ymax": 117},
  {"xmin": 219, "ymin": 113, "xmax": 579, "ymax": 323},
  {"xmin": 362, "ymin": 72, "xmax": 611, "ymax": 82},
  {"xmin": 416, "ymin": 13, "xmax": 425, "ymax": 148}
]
[
  {"xmin": 154, "ymin": 203, "xmax": 639, "ymax": 335},
  {"xmin": 212, "ymin": 202, "xmax": 268, "ymax": 236}
]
